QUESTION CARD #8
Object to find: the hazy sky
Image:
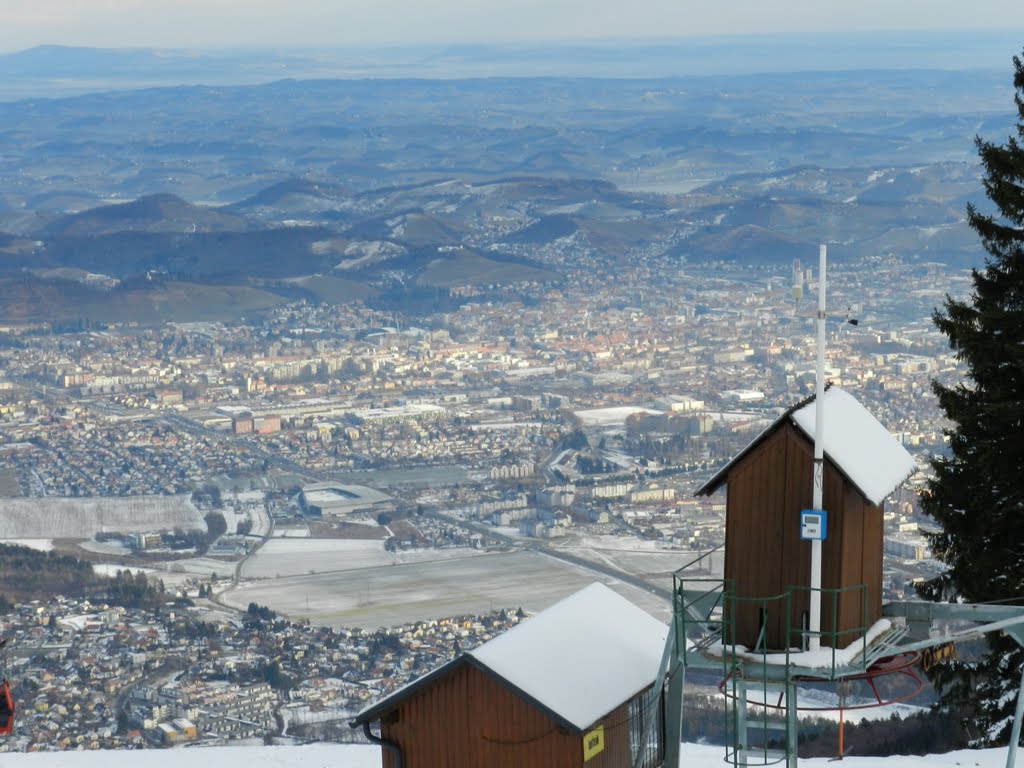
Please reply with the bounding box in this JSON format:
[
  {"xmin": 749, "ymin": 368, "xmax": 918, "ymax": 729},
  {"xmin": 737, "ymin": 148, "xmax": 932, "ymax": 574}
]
[{"xmin": 2, "ymin": 0, "xmax": 1024, "ymax": 53}]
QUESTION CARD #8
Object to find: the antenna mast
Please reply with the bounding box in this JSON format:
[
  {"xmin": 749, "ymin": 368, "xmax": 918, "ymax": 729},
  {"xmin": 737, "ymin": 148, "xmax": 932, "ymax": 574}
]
[{"xmin": 809, "ymin": 244, "xmax": 826, "ymax": 652}]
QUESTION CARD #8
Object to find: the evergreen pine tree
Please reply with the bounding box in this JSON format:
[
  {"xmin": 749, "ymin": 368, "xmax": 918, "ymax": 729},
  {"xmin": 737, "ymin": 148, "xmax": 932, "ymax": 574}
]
[{"xmin": 919, "ymin": 49, "xmax": 1024, "ymax": 746}]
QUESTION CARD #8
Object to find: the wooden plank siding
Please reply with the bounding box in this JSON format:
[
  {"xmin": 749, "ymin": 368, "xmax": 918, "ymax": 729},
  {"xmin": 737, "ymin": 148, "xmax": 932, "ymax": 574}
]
[
  {"xmin": 380, "ymin": 660, "xmax": 653, "ymax": 768},
  {"xmin": 723, "ymin": 423, "xmax": 883, "ymax": 650}
]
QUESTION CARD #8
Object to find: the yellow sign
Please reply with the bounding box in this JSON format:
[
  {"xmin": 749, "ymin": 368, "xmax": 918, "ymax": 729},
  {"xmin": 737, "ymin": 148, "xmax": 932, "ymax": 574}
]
[
  {"xmin": 921, "ymin": 642, "xmax": 958, "ymax": 672},
  {"xmin": 583, "ymin": 725, "xmax": 605, "ymax": 762}
]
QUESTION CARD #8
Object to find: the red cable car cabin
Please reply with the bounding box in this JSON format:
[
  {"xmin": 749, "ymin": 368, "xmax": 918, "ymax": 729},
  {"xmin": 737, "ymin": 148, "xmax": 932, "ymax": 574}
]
[{"xmin": 0, "ymin": 680, "xmax": 14, "ymax": 735}]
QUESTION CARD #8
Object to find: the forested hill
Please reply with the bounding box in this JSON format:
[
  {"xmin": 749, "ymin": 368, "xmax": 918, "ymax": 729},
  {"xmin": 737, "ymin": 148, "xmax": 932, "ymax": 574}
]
[{"xmin": 0, "ymin": 544, "xmax": 162, "ymax": 607}]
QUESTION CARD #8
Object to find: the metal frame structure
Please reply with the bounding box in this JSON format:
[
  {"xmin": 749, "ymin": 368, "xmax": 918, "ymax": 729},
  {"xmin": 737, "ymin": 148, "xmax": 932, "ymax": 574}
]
[{"xmin": 650, "ymin": 570, "xmax": 1024, "ymax": 768}]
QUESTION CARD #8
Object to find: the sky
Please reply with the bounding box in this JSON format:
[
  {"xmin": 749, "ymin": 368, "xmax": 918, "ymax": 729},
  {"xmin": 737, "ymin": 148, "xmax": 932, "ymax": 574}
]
[{"xmin": 2, "ymin": 0, "xmax": 1024, "ymax": 53}]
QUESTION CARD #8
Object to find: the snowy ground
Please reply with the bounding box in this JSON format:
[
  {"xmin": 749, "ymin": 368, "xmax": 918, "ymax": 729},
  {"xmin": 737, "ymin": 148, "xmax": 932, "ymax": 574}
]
[
  {"xmin": 787, "ymin": 685, "xmax": 927, "ymax": 723},
  {"xmin": 90, "ymin": 563, "xmax": 157, "ymax": 578},
  {"xmin": 0, "ymin": 744, "xmax": 378, "ymax": 768},
  {"xmin": 0, "ymin": 741, "xmax": 1017, "ymax": 768},
  {"xmin": 77, "ymin": 540, "xmax": 133, "ymax": 556},
  {"xmin": 84, "ymin": 558, "xmax": 235, "ymax": 590},
  {"xmin": 151, "ymin": 555, "xmax": 238, "ymax": 579},
  {"xmin": 246, "ymin": 502, "xmax": 273, "ymax": 539},
  {"xmin": 221, "ymin": 506, "xmax": 250, "ymax": 535},
  {"xmin": 683, "ymin": 679, "xmax": 927, "ymax": 727},
  {"xmin": 0, "ymin": 495, "xmax": 205, "ymax": 538},
  {"xmin": 573, "ymin": 405, "xmax": 662, "ymax": 426},
  {"xmin": 240, "ymin": 538, "xmax": 489, "ymax": 579},
  {"xmin": 554, "ymin": 534, "xmax": 724, "ymax": 588},
  {"xmin": 223, "ymin": 550, "xmax": 671, "ymax": 628}
]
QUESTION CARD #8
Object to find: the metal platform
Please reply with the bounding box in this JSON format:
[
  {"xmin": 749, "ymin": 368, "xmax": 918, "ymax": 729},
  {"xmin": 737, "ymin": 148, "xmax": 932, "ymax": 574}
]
[{"xmin": 654, "ymin": 575, "xmax": 1024, "ymax": 768}]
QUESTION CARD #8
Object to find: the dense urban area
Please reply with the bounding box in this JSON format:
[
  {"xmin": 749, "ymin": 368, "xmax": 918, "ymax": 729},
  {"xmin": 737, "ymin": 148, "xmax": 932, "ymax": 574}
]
[{"xmin": 0, "ymin": 249, "xmax": 966, "ymax": 751}]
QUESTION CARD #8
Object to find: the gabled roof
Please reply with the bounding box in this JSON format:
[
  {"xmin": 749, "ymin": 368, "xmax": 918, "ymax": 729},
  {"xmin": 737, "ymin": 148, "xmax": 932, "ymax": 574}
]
[
  {"xmin": 352, "ymin": 583, "xmax": 668, "ymax": 733},
  {"xmin": 469, "ymin": 583, "xmax": 668, "ymax": 730},
  {"xmin": 696, "ymin": 386, "xmax": 916, "ymax": 506}
]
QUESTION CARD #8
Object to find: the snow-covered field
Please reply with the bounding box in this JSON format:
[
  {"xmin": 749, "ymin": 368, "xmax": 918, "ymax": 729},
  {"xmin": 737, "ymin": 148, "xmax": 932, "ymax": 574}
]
[
  {"xmin": 77, "ymin": 540, "xmax": 133, "ymax": 556},
  {"xmin": 90, "ymin": 563, "xmax": 157, "ymax": 578},
  {"xmin": 0, "ymin": 744, "xmax": 378, "ymax": 768},
  {"xmin": 0, "ymin": 741, "xmax": 1017, "ymax": 768},
  {"xmin": 240, "ymin": 538, "xmax": 487, "ymax": 579},
  {"xmin": 554, "ymin": 534, "xmax": 723, "ymax": 587},
  {"xmin": 222, "ymin": 507, "xmax": 251, "ymax": 535},
  {"xmin": 573, "ymin": 405, "xmax": 662, "ymax": 426},
  {"xmin": 88, "ymin": 557, "xmax": 236, "ymax": 589},
  {"xmin": 5, "ymin": 535, "xmax": 240, "ymax": 587},
  {"xmin": 0, "ymin": 495, "xmax": 205, "ymax": 538},
  {"xmin": 787, "ymin": 686, "xmax": 927, "ymax": 723},
  {"xmin": 224, "ymin": 550, "xmax": 671, "ymax": 628},
  {"xmin": 156, "ymin": 555, "xmax": 237, "ymax": 579}
]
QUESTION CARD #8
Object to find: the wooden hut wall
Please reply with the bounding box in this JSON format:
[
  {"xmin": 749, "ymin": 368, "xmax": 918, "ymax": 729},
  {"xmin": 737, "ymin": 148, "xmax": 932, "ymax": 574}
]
[
  {"xmin": 788, "ymin": 428, "xmax": 884, "ymax": 643},
  {"xmin": 829, "ymin": 482, "xmax": 883, "ymax": 639},
  {"xmin": 724, "ymin": 426, "xmax": 794, "ymax": 648},
  {"xmin": 380, "ymin": 661, "xmax": 643, "ymax": 768},
  {"xmin": 724, "ymin": 423, "xmax": 883, "ymax": 650}
]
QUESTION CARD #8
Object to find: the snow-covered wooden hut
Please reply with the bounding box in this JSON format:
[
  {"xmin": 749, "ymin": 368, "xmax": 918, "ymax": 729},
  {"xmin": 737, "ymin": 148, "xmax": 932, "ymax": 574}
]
[
  {"xmin": 696, "ymin": 386, "xmax": 916, "ymax": 650},
  {"xmin": 351, "ymin": 583, "xmax": 668, "ymax": 768}
]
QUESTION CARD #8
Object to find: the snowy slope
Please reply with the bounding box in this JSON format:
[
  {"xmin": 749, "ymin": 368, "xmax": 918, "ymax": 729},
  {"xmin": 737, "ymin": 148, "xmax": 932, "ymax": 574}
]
[
  {"xmin": 0, "ymin": 741, "xmax": 1017, "ymax": 768},
  {"xmin": 1, "ymin": 744, "xmax": 380, "ymax": 767}
]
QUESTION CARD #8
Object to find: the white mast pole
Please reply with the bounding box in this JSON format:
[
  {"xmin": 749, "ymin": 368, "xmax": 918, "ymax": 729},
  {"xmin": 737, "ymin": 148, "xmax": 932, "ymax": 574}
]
[{"xmin": 809, "ymin": 244, "xmax": 826, "ymax": 652}]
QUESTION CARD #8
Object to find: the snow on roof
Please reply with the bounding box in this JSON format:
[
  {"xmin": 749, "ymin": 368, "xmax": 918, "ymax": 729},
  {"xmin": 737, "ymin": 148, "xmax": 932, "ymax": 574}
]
[
  {"xmin": 790, "ymin": 387, "xmax": 916, "ymax": 506},
  {"xmin": 697, "ymin": 386, "xmax": 916, "ymax": 506},
  {"xmin": 469, "ymin": 582, "xmax": 668, "ymax": 731},
  {"xmin": 299, "ymin": 482, "xmax": 393, "ymax": 510}
]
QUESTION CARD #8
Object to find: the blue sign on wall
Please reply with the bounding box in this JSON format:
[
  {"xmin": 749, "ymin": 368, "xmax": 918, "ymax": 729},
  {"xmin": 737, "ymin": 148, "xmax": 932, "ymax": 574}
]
[{"xmin": 800, "ymin": 509, "xmax": 827, "ymax": 541}]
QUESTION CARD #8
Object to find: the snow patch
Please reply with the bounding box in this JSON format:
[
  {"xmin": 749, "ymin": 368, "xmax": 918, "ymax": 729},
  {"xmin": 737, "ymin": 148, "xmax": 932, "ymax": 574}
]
[
  {"xmin": 0, "ymin": 742, "xmax": 1017, "ymax": 768},
  {"xmin": 574, "ymin": 406, "xmax": 662, "ymax": 427}
]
